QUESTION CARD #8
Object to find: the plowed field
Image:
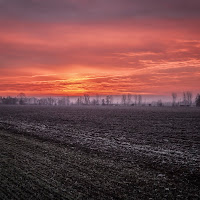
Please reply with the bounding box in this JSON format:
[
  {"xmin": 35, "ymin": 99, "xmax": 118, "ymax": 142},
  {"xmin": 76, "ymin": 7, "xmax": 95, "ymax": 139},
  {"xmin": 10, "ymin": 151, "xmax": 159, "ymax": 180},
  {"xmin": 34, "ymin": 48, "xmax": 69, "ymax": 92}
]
[{"xmin": 0, "ymin": 106, "xmax": 199, "ymax": 199}]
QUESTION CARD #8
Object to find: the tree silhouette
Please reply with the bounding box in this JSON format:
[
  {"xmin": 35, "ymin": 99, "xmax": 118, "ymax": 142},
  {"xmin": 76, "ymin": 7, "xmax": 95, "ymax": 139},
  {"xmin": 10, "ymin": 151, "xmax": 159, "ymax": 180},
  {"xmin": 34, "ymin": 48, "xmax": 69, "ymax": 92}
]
[
  {"xmin": 106, "ymin": 95, "xmax": 112, "ymax": 105},
  {"xmin": 134, "ymin": 95, "xmax": 138, "ymax": 106},
  {"xmin": 17, "ymin": 93, "xmax": 26, "ymax": 105},
  {"xmin": 121, "ymin": 95, "xmax": 126, "ymax": 105},
  {"xmin": 127, "ymin": 94, "xmax": 132, "ymax": 105},
  {"xmin": 138, "ymin": 95, "xmax": 142, "ymax": 105},
  {"xmin": 84, "ymin": 94, "xmax": 90, "ymax": 105},
  {"xmin": 195, "ymin": 94, "xmax": 200, "ymax": 107},
  {"xmin": 186, "ymin": 91, "xmax": 192, "ymax": 106},
  {"xmin": 172, "ymin": 92, "xmax": 177, "ymax": 106}
]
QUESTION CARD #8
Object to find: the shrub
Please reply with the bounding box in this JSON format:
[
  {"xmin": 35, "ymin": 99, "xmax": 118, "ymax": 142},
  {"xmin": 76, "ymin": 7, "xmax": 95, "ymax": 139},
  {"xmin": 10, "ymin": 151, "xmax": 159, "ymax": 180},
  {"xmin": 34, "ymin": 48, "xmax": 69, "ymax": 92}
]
[{"xmin": 195, "ymin": 94, "xmax": 200, "ymax": 107}]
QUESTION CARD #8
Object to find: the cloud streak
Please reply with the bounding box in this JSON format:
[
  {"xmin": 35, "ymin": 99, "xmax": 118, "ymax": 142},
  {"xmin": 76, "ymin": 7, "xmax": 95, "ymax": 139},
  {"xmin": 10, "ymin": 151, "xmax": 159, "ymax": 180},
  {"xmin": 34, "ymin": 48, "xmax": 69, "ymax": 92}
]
[{"xmin": 1, "ymin": 0, "xmax": 200, "ymax": 23}]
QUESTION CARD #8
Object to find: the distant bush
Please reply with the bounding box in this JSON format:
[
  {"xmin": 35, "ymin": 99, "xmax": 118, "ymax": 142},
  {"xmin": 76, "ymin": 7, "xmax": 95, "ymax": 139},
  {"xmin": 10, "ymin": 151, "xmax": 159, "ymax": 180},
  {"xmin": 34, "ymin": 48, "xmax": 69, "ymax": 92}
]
[{"xmin": 195, "ymin": 94, "xmax": 200, "ymax": 107}]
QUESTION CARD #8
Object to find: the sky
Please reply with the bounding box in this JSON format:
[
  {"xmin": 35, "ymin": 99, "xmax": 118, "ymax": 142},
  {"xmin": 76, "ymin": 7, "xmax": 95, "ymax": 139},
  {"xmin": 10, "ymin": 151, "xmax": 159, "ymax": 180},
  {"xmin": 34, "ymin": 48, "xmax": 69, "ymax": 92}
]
[{"xmin": 0, "ymin": 0, "xmax": 200, "ymax": 97}]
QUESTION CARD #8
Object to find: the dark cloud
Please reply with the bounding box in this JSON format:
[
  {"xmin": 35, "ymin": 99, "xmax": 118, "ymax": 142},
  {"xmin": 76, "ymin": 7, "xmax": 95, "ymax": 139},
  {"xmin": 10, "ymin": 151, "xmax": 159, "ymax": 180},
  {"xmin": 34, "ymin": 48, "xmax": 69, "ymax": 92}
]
[{"xmin": 0, "ymin": 0, "xmax": 200, "ymax": 23}]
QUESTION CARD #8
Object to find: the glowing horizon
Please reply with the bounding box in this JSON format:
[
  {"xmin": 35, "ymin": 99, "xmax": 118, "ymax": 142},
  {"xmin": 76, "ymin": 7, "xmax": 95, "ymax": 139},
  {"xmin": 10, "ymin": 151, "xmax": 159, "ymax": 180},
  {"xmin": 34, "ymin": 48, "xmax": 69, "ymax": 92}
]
[{"xmin": 0, "ymin": 0, "xmax": 200, "ymax": 96}]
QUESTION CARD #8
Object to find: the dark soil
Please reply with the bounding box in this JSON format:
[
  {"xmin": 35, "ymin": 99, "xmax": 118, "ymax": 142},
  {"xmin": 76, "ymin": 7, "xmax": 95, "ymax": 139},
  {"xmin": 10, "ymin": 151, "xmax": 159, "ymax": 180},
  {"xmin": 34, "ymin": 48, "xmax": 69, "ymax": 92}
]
[{"xmin": 0, "ymin": 105, "xmax": 199, "ymax": 199}]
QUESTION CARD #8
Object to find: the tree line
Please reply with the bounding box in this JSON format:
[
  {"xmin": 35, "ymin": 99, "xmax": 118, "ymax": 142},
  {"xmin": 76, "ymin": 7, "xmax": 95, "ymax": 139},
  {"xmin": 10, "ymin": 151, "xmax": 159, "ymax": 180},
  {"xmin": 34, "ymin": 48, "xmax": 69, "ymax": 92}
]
[
  {"xmin": 0, "ymin": 92, "xmax": 200, "ymax": 107},
  {"xmin": 171, "ymin": 91, "xmax": 200, "ymax": 107}
]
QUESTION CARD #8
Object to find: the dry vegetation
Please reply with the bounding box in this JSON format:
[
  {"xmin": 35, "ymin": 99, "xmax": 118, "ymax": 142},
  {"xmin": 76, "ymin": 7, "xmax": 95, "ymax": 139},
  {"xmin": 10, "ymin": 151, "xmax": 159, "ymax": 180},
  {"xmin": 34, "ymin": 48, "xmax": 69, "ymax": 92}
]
[{"xmin": 0, "ymin": 105, "xmax": 199, "ymax": 199}]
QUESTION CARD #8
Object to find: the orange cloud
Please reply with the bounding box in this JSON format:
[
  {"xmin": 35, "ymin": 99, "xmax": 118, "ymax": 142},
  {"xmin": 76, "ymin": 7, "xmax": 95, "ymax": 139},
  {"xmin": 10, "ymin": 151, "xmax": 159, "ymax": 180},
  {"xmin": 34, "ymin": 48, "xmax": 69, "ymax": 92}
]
[{"xmin": 0, "ymin": 18, "xmax": 200, "ymax": 96}]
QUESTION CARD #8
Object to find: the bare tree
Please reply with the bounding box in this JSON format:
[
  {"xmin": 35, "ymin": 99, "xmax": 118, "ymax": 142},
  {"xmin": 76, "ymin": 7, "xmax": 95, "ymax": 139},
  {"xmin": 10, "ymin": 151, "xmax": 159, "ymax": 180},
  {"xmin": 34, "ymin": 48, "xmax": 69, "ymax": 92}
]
[
  {"xmin": 84, "ymin": 94, "xmax": 90, "ymax": 105},
  {"xmin": 66, "ymin": 96, "xmax": 70, "ymax": 106},
  {"xmin": 138, "ymin": 95, "xmax": 142, "ymax": 105},
  {"xmin": 134, "ymin": 95, "xmax": 138, "ymax": 106},
  {"xmin": 102, "ymin": 98, "xmax": 105, "ymax": 105},
  {"xmin": 127, "ymin": 94, "xmax": 132, "ymax": 105},
  {"xmin": 183, "ymin": 92, "xmax": 187, "ymax": 105},
  {"xmin": 186, "ymin": 91, "xmax": 192, "ymax": 106},
  {"xmin": 58, "ymin": 97, "xmax": 67, "ymax": 106},
  {"xmin": 182, "ymin": 91, "xmax": 192, "ymax": 106},
  {"xmin": 172, "ymin": 92, "xmax": 177, "ymax": 106},
  {"xmin": 17, "ymin": 93, "xmax": 26, "ymax": 98},
  {"xmin": 47, "ymin": 97, "xmax": 54, "ymax": 106},
  {"xmin": 76, "ymin": 96, "xmax": 83, "ymax": 105},
  {"xmin": 91, "ymin": 95, "xmax": 100, "ymax": 106},
  {"xmin": 106, "ymin": 95, "xmax": 113, "ymax": 105},
  {"xmin": 17, "ymin": 93, "xmax": 26, "ymax": 105},
  {"xmin": 121, "ymin": 95, "xmax": 126, "ymax": 105},
  {"xmin": 110, "ymin": 95, "xmax": 113, "ymax": 105},
  {"xmin": 95, "ymin": 94, "xmax": 100, "ymax": 105},
  {"xmin": 157, "ymin": 99, "xmax": 163, "ymax": 107},
  {"xmin": 83, "ymin": 94, "xmax": 89, "ymax": 105},
  {"xmin": 106, "ymin": 96, "xmax": 109, "ymax": 105},
  {"xmin": 195, "ymin": 94, "xmax": 200, "ymax": 107}
]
